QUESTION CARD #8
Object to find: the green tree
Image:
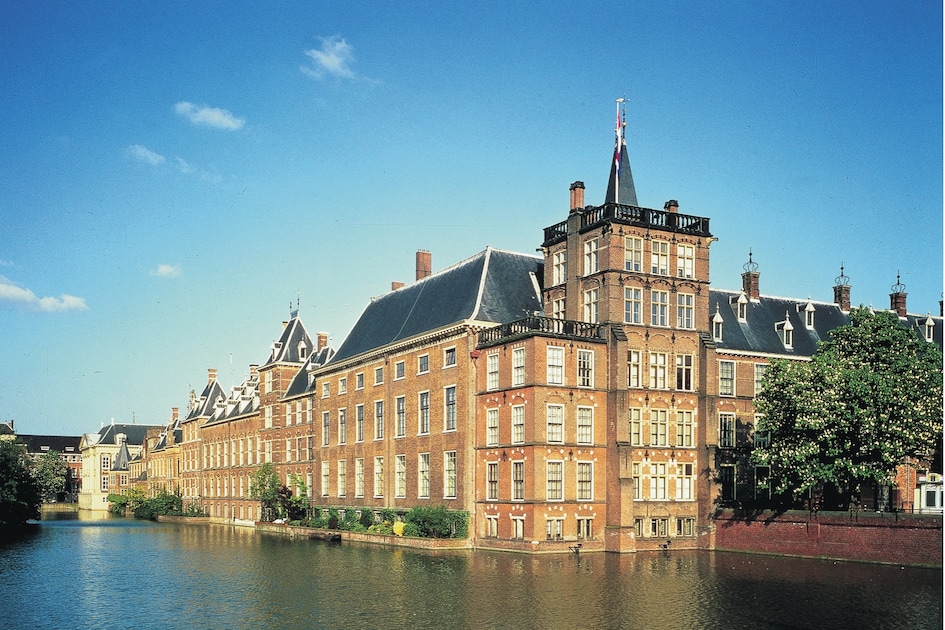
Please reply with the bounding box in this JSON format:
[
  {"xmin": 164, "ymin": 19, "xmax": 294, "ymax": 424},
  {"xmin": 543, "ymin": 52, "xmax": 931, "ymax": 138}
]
[
  {"xmin": 32, "ymin": 449, "xmax": 68, "ymax": 502},
  {"xmin": 249, "ymin": 462, "xmax": 281, "ymax": 521},
  {"xmin": 752, "ymin": 308, "xmax": 943, "ymax": 506},
  {"xmin": 0, "ymin": 440, "xmax": 41, "ymax": 526}
]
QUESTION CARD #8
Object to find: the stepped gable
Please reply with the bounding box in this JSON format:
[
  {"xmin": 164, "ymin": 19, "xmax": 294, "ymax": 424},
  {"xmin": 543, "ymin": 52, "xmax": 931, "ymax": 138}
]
[{"xmin": 328, "ymin": 247, "xmax": 543, "ymax": 364}]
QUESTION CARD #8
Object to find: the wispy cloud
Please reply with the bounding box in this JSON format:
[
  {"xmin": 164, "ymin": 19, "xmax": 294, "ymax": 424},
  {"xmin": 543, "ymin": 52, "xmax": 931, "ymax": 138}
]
[
  {"xmin": 126, "ymin": 144, "xmax": 166, "ymax": 165},
  {"xmin": 173, "ymin": 101, "xmax": 245, "ymax": 130},
  {"xmin": 0, "ymin": 276, "xmax": 88, "ymax": 313},
  {"xmin": 301, "ymin": 36, "xmax": 359, "ymax": 79},
  {"xmin": 150, "ymin": 264, "xmax": 182, "ymax": 278}
]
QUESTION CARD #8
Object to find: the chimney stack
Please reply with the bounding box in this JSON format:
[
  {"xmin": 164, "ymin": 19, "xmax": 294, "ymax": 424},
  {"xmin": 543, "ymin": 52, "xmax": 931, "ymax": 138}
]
[
  {"xmin": 208, "ymin": 368, "xmax": 217, "ymax": 383},
  {"xmin": 664, "ymin": 200, "xmax": 679, "ymax": 213},
  {"xmin": 889, "ymin": 273, "xmax": 907, "ymax": 317},
  {"xmin": 391, "ymin": 281, "xmax": 404, "ymax": 291},
  {"xmin": 741, "ymin": 251, "xmax": 760, "ymax": 300},
  {"xmin": 316, "ymin": 332, "xmax": 329, "ymax": 352},
  {"xmin": 171, "ymin": 407, "xmax": 179, "ymax": 422},
  {"xmin": 416, "ymin": 250, "xmax": 432, "ymax": 281},
  {"xmin": 833, "ymin": 265, "xmax": 851, "ymax": 311},
  {"xmin": 569, "ymin": 181, "xmax": 585, "ymax": 213}
]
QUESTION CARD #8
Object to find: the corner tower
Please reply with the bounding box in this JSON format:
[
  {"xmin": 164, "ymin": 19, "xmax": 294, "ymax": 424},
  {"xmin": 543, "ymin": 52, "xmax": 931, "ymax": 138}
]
[{"xmin": 540, "ymin": 100, "xmax": 715, "ymax": 552}]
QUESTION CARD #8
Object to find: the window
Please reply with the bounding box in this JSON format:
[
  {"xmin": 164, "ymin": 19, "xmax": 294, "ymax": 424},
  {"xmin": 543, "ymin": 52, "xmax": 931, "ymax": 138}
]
[
  {"xmin": 583, "ymin": 288, "xmax": 599, "ymax": 323},
  {"xmin": 713, "ymin": 312, "xmax": 724, "ymax": 341},
  {"xmin": 546, "ymin": 461, "xmax": 564, "ymax": 501},
  {"xmin": 577, "ymin": 462, "xmax": 593, "ymax": 501},
  {"xmin": 650, "ymin": 518, "xmax": 669, "ymax": 537},
  {"xmin": 512, "ymin": 405, "xmax": 525, "ymax": 444},
  {"xmin": 102, "ymin": 455, "xmax": 111, "ymax": 471},
  {"xmin": 487, "ymin": 462, "xmax": 498, "ymax": 500},
  {"xmin": 395, "ymin": 455, "xmax": 406, "ymax": 498},
  {"xmin": 677, "ymin": 293, "xmax": 694, "ymax": 329},
  {"xmin": 755, "ymin": 466, "xmax": 770, "ymax": 500},
  {"xmin": 753, "ymin": 414, "xmax": 770, "ymax": 448},
  {"xmin": 355, "ymin": 373, "xmax": 364, "ymax": 390},
  {"xmin": 630, "ymin": 408, "xmax": 643, "ymax": 446},
  {"xmin": 676, "ymin": 462, "xmax": 693, "ymax": 500},
  {"xmin": 355, "ymin": 458, "xmax": 364, "ymax": 497},
  {"xmin": 395, "ymin": 361, "xmax": 405, "ymax": 380},
  {"xmin": 649, "ymin": 352, "xmax": 668, "ymax": 389},
  {"xmin": 719, "ymin": 360, "xmax": 735, "ymax": 396},
  {"xmin": 675, "ymin": 410, "xmax": 694, "ymax": 447},
  {"xmin": 355, "ymin": 404, "xmax": 364, "ymax": 442},
  {"xmin": 625, "ymin": 287, "xmax": 643, "ymax": 324},
  {"xmin": 924, "ymin": 318, "xmax": 935, "ymax": 342},
  {"xmin": 577, "ymin": 406, "xmax": 593, "ymax": 445},
  {"xmin": 677, "ymin": 244, "xmax": 695, "ymax": 278},
  {"xmin": 577, "ymin": 518, "xmax": 594, "ymax": 540},
  {"xmin": 418, "ymin": 354, "xmax": 429, "ymax": 374},
  {"xmin": 651, "ymin": 240, "xmax": 669, "ymax": 275},
  {"xmin": 321, "ymin": 381, "xmax": 329, "ymax": 398},
  {"xmin": 322, "ymin": 412, "xmax": 330, "ymax": 446},
  {"xmin": 546, "ymin": 518, "xmax": 564, "ymax": 540},
  {"xmin": 546, "ymin": 404, "xmax": 564, "ymax": 443},
  {"xmin": 418, "ymin": 453, "xmax": 430, "ymax": 498},
  {"xmin": 736, "ymin": 294, "xmax": 748, "ymax": 321},
  {"xmin": 418, "ymin": 392, "xmax": 430, "ymax": 435},
  {"xmin": 628, "ymin": 350, "xmax": 642, "ymax": 387},
  {"xmin": 511, "ymin": 348, "xmax": 525, "ymax": 386},
  {"xmin": 512, "ymin": 517, "xmax": 525, "ymax": 540},
  {"xmin": 486, "ymin": 515, "xmax": 498, "ymax": 537},
  {"xmin": 486, "ymin": 353, "xmax": 499, "ymax": 390},
  {"xmin": 512, "ymin": 461, "xmax": 525, "ymax": 501},
  {"xmin": 444, "ymin": 347, "xmax": 457, "ymax": 367},
  {"xmin": 338, "ymin": 408, "xmax": 347, "ymax": 444},
  {"xmin": 321, "ymin": 461, "xmax": 330, "ymax": 497},
  {"xmin": 583, "ymin": 238, "xmax": 599, "ymax": 275},
  {"xmin": 649, "ymin": 409, "xmax": 668, "ymax": 446},
  {"xmin": 804, "ymin": 302, "xmax": 815, "ymax": 329},
  {"xmin": 676, "ymin": 518, "xmax": 694, "ymax": 536},
  {"xmin": 373, "ymin": 457, "xmax": 384, "ymax": 497},
  {"xmin": 374, "ymin": 400, "xmax": 384, "ymax": 440},
  {"xmin": 374, "ymin": 366, "xmax": 384, "ymax": 385},
  {"xmin": 676, "ymin": 354, "xmax": 693, "ymax": 391},
  {"xmin": 547, "ymin": 346, "xmax": 565, "ymax": 384},
  {"xmin": 776, "ymin": 320, "xmax": 794, "ymax": 348},
  {"xmin": 552, "ymin": 298, "xmax": 566, "ymax": 319},
  {"xmin": 396, "ymin": 396, "xmax": 406, "ymax": 437},
  {"xmin": 625, "ymin": 236, "xmax": 643, "ymax": 272},
  {"xmin": 486, "ymin": 408, "xmax": 499, "ymax": 446},
  {"xmin": 338, "ymin": 377, "xmax": 347, "ymax": 394},
  {"xmin": 444, "ymin": 451, "xmax": 457, "ymax": 498},
  {"xmin": 649, "ymin": 463, "xmax": 667, "ymax": 499},
  {"xmin": 634, "ymin": 518, "xmax": 644, "ymax": 536},
  {"xmin": 552, "ymin": 250, "xmax": 568, "ymax": 285},
  {"xmin": 651, "ymin": 290, "xmax": 669, "ymax": 326},
  {"xmin": 577, "ymin": 349, "xmax": 594, "ymax": 387},
  {"xmin": 754, "ymin": 363, "xmax": 768, "ymax": 396},
  {"xmin": 719, "ymin": 413, "xmax": 736, "ymax": 448},
  {"xmin": 337, "ymin": 460, "xmax": 347, "ymax": 497},
  {"xmin": 444, "ymin": 386, "xmax": 457, "ymax": 431}
]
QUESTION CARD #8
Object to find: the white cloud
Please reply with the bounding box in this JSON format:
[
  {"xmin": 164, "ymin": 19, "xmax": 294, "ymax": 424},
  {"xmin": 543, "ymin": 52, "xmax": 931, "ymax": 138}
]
[
  {"xmin": 0, "ymin": 276, "xmax": 88, "ymax": 313},
  {"xmin": 126, "ymin": 144, "xmax": 166, "ymax": 165},
  {"xmin": 173, "ymin": 101, "xmax": 245, "ymax": 130},
  {"xmin": 301, "ymin": 36, "xmax": 357, "ymax": 79},
  {"xmin": 150, "ymin": 264, "xmax": 182, "ymax": 278}
]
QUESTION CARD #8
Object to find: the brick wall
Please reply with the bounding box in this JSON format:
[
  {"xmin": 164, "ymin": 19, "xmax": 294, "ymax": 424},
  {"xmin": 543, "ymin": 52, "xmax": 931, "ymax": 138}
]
[{"xmin": 713, "ymin": 510, "xmax": 942, "ymax": 567}]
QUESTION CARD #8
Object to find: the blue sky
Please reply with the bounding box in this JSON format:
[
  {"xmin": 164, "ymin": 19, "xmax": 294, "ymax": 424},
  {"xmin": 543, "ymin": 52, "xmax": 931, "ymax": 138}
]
[{"xmin": 1, "ymin": 2, "xmax": 941, "ymax": 436}]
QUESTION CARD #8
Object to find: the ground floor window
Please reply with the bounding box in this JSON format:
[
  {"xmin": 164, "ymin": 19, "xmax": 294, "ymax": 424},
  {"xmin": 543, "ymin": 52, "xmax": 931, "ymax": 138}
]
[
  {"xmin": 511, "ymin": 517, "xmax": 525, "ymax": 540},
  {"xmin": 577, "ymin": 517, "xmax": 593, "ymax": 539},
  {"xmin": 486, "ymin": 515, "xmax": 498, "ymax": 538},
  {"xmin": 546, "ymin": 518, "xmax": 563, "ymax": 540},
  {"xmin": 676, "ymin": 517, "xmax": 694, "ymax": 536},
  {"xmin": 650, "ymin": 518, "xmax": 668, "ymax": 537}
]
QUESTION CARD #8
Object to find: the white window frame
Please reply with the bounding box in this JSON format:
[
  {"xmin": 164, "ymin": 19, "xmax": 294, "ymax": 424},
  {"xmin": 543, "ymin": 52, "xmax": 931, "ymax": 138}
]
[
  {"xmin": 546, "ymin": 346, "xmax": 565, "ymax": 385},
  {"xmin": 511, "ymin": 347, "xmax": 526, "ymax": 387},
  {"xmin": 546, "ymin": 460, "xmax": 564, "ymax": 501},
  {"xmin": 625, "ymin": 287, "xmax": 643, "ymax": 324},
  {"xmin": 625, "ymin": 236, "xmax": 643, "ymax": 272},
  {"xmin": 577, "ymin": 349, "xmax": 594, "ymax": 388},
  {"xmin": 546, "ymin": 404, "xmax": 564, "ymax": 443}
]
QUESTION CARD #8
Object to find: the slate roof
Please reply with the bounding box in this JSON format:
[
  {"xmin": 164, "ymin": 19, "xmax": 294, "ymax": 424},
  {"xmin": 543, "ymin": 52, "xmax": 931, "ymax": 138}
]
[
  {"xmin": 94, "ymin": 423, "xmax": 160, "ymax": 447},
  {"xmin": 205, "ymin": 369, "xmax": 261, "ymax": 426},
  {"xmin": 327, "ymin": 247, "xmax": 544, "ymax": 365},
  {"xmin": 16, "ymin": 434, "xmax": 81, "ymax": 455},
  {"xmin": 112, "ymin": 440, "xmax": 132, "ymax": 471},
  {"xmin": 710, "ymin": 289, "xmax": 944, "ymax": 357},
  {"xmin": 185, "ymin": 378, "xmax": 226, "ymax": 423},
  {"xmin": 284, "ymin": 345, "xmax": 335, "ymax": 398},
  {"xmin": 262, "ymin": 314, "xmax": 313, "ymax": 366},
  {"xmin": 604, "ymin": 141, "xmax": 638, "ymax": 206}
]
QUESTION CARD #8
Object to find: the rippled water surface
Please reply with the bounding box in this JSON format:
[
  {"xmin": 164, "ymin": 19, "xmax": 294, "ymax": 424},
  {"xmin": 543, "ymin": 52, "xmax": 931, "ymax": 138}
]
[{"xmin": 1, "ymin": 515, "xmax": 941, "ymax": 629}]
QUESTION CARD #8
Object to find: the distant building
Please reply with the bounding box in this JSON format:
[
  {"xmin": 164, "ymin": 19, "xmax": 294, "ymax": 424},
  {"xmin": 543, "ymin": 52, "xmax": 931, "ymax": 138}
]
[
  {"xmin": 16, "ymin": 434, "xmax": 83, "ymax": 501},
  {"xmin": 79, "ymin": 423, "xmax": 162, "ymax": 511}
]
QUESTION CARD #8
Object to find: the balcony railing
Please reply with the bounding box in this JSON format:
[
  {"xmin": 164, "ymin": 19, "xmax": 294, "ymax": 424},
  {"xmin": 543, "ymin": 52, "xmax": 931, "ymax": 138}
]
[
  {"xmin": 542, "ymin": 203, "xmax": 711, "ymax": 246},
  {"xmin": 477, "ymin": 316, "xmax": 604, "ymax": 347}
]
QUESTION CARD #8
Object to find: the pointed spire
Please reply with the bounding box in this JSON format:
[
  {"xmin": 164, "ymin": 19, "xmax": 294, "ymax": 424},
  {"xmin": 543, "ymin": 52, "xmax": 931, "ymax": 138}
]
[{"xmin": 604, "ymin": 97, "xmax": 638, "ymax": 206}]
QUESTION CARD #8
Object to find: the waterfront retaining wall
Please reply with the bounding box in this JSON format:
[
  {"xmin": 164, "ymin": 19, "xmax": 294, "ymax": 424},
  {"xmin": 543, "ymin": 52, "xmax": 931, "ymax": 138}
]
[{"xmin": 713, "ymin": 510, "xmax": 943, "ymax": 567}]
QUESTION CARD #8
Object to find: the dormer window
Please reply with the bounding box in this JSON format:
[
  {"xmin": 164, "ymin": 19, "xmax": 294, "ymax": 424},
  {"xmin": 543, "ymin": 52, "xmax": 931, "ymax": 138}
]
[
  {"xmin": 923, "ymin": 316, "xmax": 935, "ymax": 342},
  {"xmin": 713, "ymin": 310, "xmax": 724, "ymax": 341},
  {"xmin": 298, "ymin": 341, "xmax": 308, "ymax": 360},
  {"xmin": 775, "ymin": 315, "xmax": 794, "ymax": 349},
  {"xmin": 803, "ymin": 301, "xmax": 815, "ymax": 330},
  {"xmin": 730, "ymin": 293, "xmax": 748, "ymax": 322}
]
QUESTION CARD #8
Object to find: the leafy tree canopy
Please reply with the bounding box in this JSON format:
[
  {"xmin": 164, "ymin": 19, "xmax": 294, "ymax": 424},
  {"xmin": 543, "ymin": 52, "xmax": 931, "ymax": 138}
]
[
  {"xmin": 248, "ymin": 462, "xmax": 281, "ymax": 520},
  {"xmin": 752, "ymin": 308, "xmax": 943, "ymax": 503},
  {"xmin": 0, "ymin": 440, "xmax": 41, "ymax": 526},
  {"xmin": 32, "ymin": 449, "xmax": 68, "ymax": 501}
]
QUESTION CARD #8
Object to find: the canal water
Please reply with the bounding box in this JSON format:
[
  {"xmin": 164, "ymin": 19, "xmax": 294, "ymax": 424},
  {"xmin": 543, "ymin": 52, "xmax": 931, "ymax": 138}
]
[{"xmin": 0, "ymin": 514, "xmax": 941, "ymax": 629}]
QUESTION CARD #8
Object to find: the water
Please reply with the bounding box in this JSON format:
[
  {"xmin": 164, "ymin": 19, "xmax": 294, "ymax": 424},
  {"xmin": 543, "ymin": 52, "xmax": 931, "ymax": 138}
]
[{"xmin": 1, "ymin": 515, "xmax": 941, "ymax": 629}]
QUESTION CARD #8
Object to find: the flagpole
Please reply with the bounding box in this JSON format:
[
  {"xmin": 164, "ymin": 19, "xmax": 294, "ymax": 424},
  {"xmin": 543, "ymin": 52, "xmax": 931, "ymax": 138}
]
[{"xmin": 615, "ymin": 97, "xmax": 625, "ymax": 205}]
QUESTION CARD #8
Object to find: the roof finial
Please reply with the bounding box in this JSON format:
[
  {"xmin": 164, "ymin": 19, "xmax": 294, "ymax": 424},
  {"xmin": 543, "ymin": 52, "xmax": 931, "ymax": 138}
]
[
  {"xmin": 891, "ymin": 271, "xmax": 906, "ymax": 293},
  {"xmin": 834, "ymin": 262, "xmax": 850, "ymax": 287},
  {"xmin": 743, "ymin": 248, "xmax": 759, "ymax": 273}
]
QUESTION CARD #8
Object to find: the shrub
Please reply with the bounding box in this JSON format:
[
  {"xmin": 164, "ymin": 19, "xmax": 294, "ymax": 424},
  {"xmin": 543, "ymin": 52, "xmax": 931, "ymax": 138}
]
[
  {"xmin": 404, "ymin": 505, "xmax": 468, "ymax": 539},
  {"xmin": 359, "ymin": 508, "xmax": 375, "ymax": 528}
]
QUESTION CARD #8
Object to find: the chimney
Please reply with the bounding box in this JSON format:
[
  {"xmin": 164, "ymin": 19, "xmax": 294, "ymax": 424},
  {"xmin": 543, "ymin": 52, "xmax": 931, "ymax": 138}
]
[
  {"xmin": 889, "ymin": 273, "xmax": 907, "ymax": 317},
  {"xmin": 249, "ymin": 364, "xmax": 259, "ymax": 378},
  {"xmin": 416, "ymin": 250, "xmax": 432, "ymax": 281},
  {"xmin": 208, "ymin": 368, "xmax": 217, "ymax": 383},
  {"xmin": 832, "ymin": 264, "xmax": 851, "ymax": 311},
  {"xmin": 391, "ymin": 281, "xmax": 404, "ymax": 291},
  {"xmin": 663, "ymin": 199, "xmax": 679, "ymax": 213},
  {"xmin": 171, "ymin": 407, "xmax": 179, "ymax": 422},
  {"xmin": 569, "ymin": 181, "xmax": 585, "ymax": 213},
  {"xmin": 316, "ymin": 332, "xmax": 329, "ymax": 352},
  {"xmin": 741, "ymin": 250, "xmax": 760, "ymax": 300}
]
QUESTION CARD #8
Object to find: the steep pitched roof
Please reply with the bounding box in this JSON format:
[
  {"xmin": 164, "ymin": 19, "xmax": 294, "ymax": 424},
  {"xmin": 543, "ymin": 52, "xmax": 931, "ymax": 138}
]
[
  {"xmin": 262, "ymin": 314, "xmax": 313, "ymax": 366},
  {"xmin": 328, "ymin": 247, "xmax": 543, "ymax": 364},
  {"xmin": 16, "ymin": 434, "xmax": 81, "ymax": 455},
  {"xmin": 185, "ymin": 378, "xmax": 226, "ymax": 423},
  {"xmin": 96, "ymin": 423, "xmax": 160, "ymax": 447},
  {"xmin": 205, "ymin": 369, "xmax": 262, "ymax": 426},
  {"xmin": 284, "ymin": 345, "xmax": 336, "ymax": 398},
  {"xmin": 112, "ymin": 440, "xmax": 132, "ymax": 471},
  {"xmin": 604, "ymin": 141, "xmax": 638, "ymax": 206}
]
